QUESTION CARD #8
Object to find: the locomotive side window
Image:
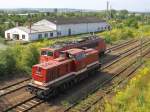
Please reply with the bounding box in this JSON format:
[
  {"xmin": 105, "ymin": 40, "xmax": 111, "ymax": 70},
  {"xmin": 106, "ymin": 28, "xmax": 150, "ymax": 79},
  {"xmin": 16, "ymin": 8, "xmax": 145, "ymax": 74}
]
[
  {"xmin": 60, "ymin": 52, "xmax": 65, "ymax": 57},
  {"xmin": 75, "ymin": 53, "xmax": 86, "ymax": 61}
]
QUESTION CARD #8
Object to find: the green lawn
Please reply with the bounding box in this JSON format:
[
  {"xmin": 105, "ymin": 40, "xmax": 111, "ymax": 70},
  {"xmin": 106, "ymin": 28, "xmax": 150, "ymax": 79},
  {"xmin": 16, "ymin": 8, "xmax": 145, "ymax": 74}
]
[{"xmin": 0, "ymin": 38, "xmax": 7, "ymax": 49}]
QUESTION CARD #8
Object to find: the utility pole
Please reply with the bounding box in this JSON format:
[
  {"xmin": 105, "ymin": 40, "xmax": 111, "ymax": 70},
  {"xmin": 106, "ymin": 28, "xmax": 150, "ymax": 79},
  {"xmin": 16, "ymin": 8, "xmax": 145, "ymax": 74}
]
[
  {"xmin": 139, "ymin": 15, "xmax": 144, "ymax": 64},
  {"xmin": 28, "ymin": 14, "xmax": 32, "ymax": 41},
  {"xmin": 106, "ymin": 1, "xmax": 112, "ymax": 45},
  {"xmin": 140, "ymin": 30, "xmax": 143, "ymax": 64},
  {"xmin": 29, "ymin": 15, "xmax": 32, "ymax": 34},
  {"xmin": 110, "ymin": 5, "xmax": 112, "ymax": 20},
  {"xmin": 106, "ymin": 1, "xmax": 109, "ymax": 21}
]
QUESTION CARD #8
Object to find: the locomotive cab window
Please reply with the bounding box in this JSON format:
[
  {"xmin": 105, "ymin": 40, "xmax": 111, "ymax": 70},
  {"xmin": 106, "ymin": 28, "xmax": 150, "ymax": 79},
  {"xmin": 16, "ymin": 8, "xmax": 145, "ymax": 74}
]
[
  {"xmin": 47, "ymin": 51, "xmax": 53, "ymax": 56},
  {"xmin": 41, "ymin": 51, "xmax": 47, "ymax": 56},
  {"xmin": 41, "ymin": 50, "xmax": 53, "ymax": 56}
]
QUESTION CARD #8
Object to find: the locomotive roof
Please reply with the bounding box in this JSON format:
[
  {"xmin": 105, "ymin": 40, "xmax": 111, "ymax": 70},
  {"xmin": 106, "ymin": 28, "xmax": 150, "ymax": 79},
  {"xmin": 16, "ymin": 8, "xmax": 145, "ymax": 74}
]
[
  {"xmin": 35, "ymin": 48, "xmax": 96, "ymax": 69},
  {"xmin": 34, "ymin": 59, "xmax": 72, "ymax": 69},
  {"xmin": 41, "ymin": 35, "xmax": 101, "ymax": 50},
  {"xmin": 65, "ymin": 48, "xmax": 84, "ymax": 55}
]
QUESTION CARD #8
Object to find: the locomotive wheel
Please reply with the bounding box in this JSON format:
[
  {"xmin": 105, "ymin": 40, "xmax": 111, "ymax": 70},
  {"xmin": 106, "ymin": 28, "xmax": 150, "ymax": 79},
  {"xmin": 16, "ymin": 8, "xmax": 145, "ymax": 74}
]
[
  {"xmin": 74, "ymin": 78, "xmax": 78, "ymax": 84},
  {"xmin": 99, "ymin": 51, "xmax": 105, "ymax": 57},
  {"xmin": 52, "ymin": 89, "xmax": 58, "ymax": 96},
  {"xmin": 69, "ymin": 80, "xmax": 74, "ymax": 87},
  {"xmin": 59, "ymin": 85, "xmax": 64, "ymax": 91},
  {"xmin": 63, "ymin": 83, "xmax": 67, "ymax": 90}
]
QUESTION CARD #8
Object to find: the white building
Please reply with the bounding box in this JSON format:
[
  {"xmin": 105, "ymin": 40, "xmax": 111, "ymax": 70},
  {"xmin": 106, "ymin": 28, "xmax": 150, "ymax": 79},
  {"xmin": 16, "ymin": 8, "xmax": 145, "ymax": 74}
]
[{"xmin": 5, "ymin": 17, "xmax": 110, "ymax": 41}]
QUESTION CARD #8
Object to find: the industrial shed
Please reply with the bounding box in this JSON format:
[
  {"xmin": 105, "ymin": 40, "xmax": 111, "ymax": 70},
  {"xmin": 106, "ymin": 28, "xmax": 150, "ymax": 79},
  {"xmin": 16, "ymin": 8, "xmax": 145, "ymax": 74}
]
[{"xmin": 5, "ymin": 17, "xmax": 110, "ymax": 41}]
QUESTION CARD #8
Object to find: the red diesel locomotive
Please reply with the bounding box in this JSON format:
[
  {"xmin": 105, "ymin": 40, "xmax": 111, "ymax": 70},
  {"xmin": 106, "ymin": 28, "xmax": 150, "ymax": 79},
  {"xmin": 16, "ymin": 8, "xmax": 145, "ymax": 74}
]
[
  {"xmin": 40, "ymin": 35, "xmax": 106, "ymax": 63},
  {"xmin": 27, "ymin": 48, "xmax": 101, "ymax": 99}
]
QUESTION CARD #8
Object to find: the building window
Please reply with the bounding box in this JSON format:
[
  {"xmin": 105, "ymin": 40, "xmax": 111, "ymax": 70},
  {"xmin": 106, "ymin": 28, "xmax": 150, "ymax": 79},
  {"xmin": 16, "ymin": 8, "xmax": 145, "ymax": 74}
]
[
  {"xmin": 38, "ymin": 34, "xmax": 42, "ymax": 39},
  {"xmin": 44, "ymin": 33, "xmax": 48, "ymax": 38},
  {"xmin": 98, "ymin": 27, "xmax": 101, "ymax": 31},
  {"xmin": 59, "ymin": 32, "xmax": 61, "ymax": 36},
  {"xmin": 57, "ymin": 31, "xmax": 61, "ymax": 36},
  {"xmin": 50, "ymin": 32, "xmax": 53, "ymax": 37},
  {"xmin": 68, "ymin": 29, "xmax": 71, "ymax": 36},
  {"xmin": 22, "ymin": 35, "xmax": 25, "ymax": 39}
]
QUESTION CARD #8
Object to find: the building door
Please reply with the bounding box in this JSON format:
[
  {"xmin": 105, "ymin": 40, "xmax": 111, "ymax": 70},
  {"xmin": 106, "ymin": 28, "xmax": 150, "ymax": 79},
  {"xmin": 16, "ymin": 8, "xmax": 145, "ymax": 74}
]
[
  {"xmin": 13, "ymin": 34, "xmax": 19, "ymax": 40},
  {"xmin": 68, "ymin": 29, "xmax": 71, "ymax": 36}
]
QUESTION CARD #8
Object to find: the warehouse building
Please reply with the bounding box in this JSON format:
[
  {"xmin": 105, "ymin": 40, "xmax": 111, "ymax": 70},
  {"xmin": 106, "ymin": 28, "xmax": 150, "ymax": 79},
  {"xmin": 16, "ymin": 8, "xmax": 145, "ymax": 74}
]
[{"xmin": 5, "ymin": 17, "xmax": 110, "ymax": 41}]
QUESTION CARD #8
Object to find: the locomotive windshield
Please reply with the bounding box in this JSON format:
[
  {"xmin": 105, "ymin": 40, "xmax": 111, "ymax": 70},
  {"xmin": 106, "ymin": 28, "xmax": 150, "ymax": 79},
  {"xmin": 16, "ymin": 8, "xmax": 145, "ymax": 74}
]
[
  {"xmin": 41, "ymin": 50, "xmax": 53, "ymax": 56},
  {"xmin": 60, "ymin": 52, "xmax": 65, "ymax": 57}
]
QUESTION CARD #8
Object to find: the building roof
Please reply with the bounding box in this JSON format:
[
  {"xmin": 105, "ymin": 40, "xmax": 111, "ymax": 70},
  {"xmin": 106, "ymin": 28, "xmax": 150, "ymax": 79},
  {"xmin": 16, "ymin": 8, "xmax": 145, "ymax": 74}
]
[
  {"xmin": 6, "ymin": 17, "xmax": 106, "ymax": 34},
  {"xmin": 48, "ymin": 17, "xmax": 106, "ymax": 25},
  {"xmin": 16, "ymin": 25, "xmax": 55, "ymax": 34}
]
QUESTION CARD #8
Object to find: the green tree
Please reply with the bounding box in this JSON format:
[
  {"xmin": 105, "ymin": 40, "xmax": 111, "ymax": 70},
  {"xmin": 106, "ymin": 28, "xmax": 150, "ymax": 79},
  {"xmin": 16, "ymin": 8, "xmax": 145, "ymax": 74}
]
[{"xmin": 124, "ymin": 18, "xmax": 139, "ymax": 28}]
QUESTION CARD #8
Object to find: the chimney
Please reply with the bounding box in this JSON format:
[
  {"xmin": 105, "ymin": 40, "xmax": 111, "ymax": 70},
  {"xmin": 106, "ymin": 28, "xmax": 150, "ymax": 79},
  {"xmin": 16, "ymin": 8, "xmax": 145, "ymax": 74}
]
[
  {"xmin": 16, "ymin": 22, "xmax": 19, "ymax": 27},
  {"xmin": 29, "ymin": 22, "xmax": 31, "ymax": 34}
]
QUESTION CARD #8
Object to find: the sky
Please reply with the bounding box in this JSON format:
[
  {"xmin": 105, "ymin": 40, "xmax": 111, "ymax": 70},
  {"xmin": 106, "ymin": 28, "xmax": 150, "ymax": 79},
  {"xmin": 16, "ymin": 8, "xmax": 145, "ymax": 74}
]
[{"xmin": 0, "ymin": 0, "xmax": 150, "ymax": 12}]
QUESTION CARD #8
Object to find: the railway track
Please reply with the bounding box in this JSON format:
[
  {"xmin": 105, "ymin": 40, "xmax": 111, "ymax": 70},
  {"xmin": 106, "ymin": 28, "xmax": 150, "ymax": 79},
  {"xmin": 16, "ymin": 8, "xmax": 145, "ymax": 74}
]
[
  {"xmin": 1, "ymin": 39, "xmax": 150, "ymax": 112},
  {"xmin": 0, "ymin": 39, "xmax": 142, "ymax": 99},
  {"xmin": 106, "ymin": 39, "xmax": 138, "ymax": 52},
  {"xmin": 101, "ymin": 38, "xmax": 149, "ymax": 65},
  {"xmin": 3, "ymin": 96, "xmax": 44, "ymax": 112},
  {"xmin": 0, "ymin": 78, "xmax": 31, "ymax": 97},
  {"xmin": 64, "ymin": 46, "xmax": 150, "ymax": 112},
  {"xmin": 102, "ymin": 39, "xmax": 150, "ymax": 68}
]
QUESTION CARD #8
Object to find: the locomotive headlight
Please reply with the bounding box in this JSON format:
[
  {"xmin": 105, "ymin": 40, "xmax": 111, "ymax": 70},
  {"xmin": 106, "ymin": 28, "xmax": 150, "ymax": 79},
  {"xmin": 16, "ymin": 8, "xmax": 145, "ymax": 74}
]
[{"xmin": 43, "ymin": 82, "xmax": 47, "ymax": 86}]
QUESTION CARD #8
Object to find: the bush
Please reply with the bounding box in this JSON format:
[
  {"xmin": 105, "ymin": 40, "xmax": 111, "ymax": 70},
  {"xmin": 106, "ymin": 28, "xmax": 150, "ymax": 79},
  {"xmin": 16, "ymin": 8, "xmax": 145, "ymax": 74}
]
[{"xmin": 101, "ymin": 28, "xmax": 135, "ymax": 43}]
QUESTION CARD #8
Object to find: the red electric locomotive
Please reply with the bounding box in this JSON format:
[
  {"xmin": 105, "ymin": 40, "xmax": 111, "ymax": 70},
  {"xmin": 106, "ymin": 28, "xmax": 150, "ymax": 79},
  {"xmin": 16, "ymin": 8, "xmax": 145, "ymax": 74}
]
[
  {"xmin": 27, "ymin": 48, "xmax": 101, "ymax": 99},
  {"xmin": 40, "ymin": 35, "xmax": 106, "ymax": 63}
]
